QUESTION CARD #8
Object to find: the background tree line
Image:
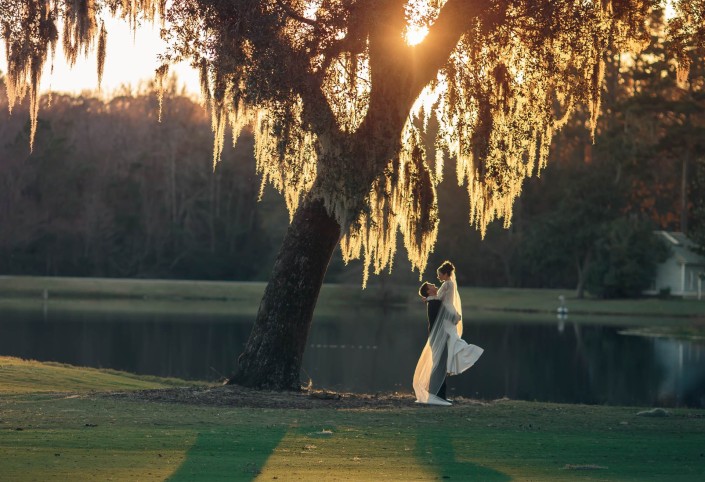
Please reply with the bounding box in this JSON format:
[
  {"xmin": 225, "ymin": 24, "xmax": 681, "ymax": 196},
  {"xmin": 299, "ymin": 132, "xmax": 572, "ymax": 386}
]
[
  {"xmin": 426, "ymin": 10, "xmax": 705, "ymax": 298},
  {"xmin": 0, "ymin": 78, "xmax": 286, "ymax": 281},
  {"xmin": 1, "ymin": 11, "xmax": 703, "ymax": 297}
]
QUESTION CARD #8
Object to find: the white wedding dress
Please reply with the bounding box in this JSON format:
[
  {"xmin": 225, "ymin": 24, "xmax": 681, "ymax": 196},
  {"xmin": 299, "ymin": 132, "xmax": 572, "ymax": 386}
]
[{"xmin": 413, "ymin": 274, "xmax": 484, "ymax": 405}]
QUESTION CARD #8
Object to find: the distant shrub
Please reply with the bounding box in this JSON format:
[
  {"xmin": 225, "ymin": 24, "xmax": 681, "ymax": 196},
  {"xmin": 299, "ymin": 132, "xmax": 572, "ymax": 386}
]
[{"xmin": 586, "ymin": 217, "xmax": 670, "ymax": 299}]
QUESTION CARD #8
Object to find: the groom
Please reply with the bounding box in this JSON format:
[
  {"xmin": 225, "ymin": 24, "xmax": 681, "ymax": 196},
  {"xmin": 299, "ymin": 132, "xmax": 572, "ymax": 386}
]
[{"xmin": 418, "ymin": 282, "xmax": 447, "ymax": 401}]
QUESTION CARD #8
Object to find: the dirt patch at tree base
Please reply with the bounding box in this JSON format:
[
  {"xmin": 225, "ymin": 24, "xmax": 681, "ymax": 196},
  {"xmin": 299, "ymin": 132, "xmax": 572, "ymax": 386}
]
[{"xmin": 101, "ymin": 385, "xmax": 490, "ymax": 410}]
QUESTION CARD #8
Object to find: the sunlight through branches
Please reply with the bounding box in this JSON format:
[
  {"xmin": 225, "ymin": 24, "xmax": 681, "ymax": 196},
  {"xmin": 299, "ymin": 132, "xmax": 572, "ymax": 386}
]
[{"xmin": 3, "ymin": 0, "xmax": 704, "ymax": 285}]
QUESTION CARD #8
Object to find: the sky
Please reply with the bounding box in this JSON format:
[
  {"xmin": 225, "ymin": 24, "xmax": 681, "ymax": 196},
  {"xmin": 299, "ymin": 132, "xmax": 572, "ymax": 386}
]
[{"xmin": 0, "ymin": 15, "xmax": 201, "ymax": 98}]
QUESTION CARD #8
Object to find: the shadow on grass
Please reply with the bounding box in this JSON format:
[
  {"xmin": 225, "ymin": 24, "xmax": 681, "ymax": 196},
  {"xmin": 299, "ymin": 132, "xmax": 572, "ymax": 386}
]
[
  {"xmin": 168, "ymin": 426, "xmax": 287, "ymax": 481},
  {"xmin": 415, "ymin": 423, "xmax": 510, "ymax": 481}
]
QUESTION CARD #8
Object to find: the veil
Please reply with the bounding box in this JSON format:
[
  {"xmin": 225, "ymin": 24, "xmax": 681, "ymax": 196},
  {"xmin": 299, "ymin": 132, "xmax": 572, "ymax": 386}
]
[{"xmin": 413, "ymin": 273, "xmax": 483, "ymax": 405}]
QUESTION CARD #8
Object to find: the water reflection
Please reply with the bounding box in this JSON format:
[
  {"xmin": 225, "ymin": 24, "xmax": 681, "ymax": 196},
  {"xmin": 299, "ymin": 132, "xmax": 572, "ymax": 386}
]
[
  {"xmin": 654, "ymin": 338, "xmax": 705, "ymax": 407},
  {"xmin": 1, "ymin": 301, "xmax": 703, "ymax": 408},
  {"xmin": 305, "ymin": 315, "xmax": 705, "ymax": 408},
  {"xmin": 0, "ymin": 303, "xmax": 251, "ymax": 381}
]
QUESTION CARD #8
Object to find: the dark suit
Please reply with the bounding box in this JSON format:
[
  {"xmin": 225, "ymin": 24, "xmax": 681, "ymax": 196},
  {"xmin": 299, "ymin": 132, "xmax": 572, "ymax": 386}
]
[{"xmin": 426, "ymin": 299, "xmax": 447, "ymax": 400}]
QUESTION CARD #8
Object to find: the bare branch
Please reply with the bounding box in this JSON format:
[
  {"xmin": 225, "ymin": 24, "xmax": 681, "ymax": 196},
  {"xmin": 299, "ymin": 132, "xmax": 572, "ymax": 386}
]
[{"xmin": 275, "ymin": 0, "xmax": 318, "ymax": 27}]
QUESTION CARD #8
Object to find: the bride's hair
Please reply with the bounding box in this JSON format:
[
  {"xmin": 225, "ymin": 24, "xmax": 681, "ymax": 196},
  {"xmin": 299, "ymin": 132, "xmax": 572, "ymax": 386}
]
[{"xmin": 437, "ymin": 260, "xmax": 455, "ymax": 276}]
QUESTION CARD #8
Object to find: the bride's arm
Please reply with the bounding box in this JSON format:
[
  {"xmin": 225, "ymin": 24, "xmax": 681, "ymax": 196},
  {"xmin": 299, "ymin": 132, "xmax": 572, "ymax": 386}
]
[
  {"xmin": 424, "ymin": 282, "xmax": 446, "ymax": 301},
  {"xmin": 434, "ymin": 281, "xmax": 451, "ymax": 302},
  {"xmin": 439, "ymin": 280, "xmax": 461, "ymax": 323},
  {"xmin": 425, "ymin": 282, "xmax": 446, "ymax": 301}
]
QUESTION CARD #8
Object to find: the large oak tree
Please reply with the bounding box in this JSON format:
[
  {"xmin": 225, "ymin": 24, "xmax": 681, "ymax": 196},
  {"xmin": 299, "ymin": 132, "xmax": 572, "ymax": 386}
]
[{"xmin": 2, "ymin": 0, "xmax": 704, "ymax": 389}]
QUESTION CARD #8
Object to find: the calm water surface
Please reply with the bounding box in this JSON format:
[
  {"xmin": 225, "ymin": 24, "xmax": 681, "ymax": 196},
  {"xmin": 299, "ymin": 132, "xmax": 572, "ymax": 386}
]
[{"xmin": 1, "ymin": 300, "xmax": 703, "ymax": 408}]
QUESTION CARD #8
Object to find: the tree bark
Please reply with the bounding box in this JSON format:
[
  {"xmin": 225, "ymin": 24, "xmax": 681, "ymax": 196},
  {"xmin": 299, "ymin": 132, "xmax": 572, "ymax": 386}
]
[
  {"xmin": 227, "ymin": 196, "xmax": 341, "ymax": 390},
  {"xmin": 681, "ymin": 147, "xmax": 690, "ymax": 235},
  {"xmin": 575, "ymin": 249, "xmax": 592, "ymax": 299}
]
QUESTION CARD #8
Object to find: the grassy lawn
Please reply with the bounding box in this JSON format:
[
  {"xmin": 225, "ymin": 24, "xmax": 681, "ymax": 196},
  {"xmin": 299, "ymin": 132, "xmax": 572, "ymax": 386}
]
[
  {"xmin": 0, "ymin": 276, "xmax": 264, "ymax": 303},
  {"xmin": 461, "ymin": 287, "xmax": 705, "ymax": 318},
  {"xmin": 2, "ymin": 276, "xmax": 705, "ymax": 320},
  {"xmin": 1, "ymin": 357, "xmax": 704, "ymax": 481}
]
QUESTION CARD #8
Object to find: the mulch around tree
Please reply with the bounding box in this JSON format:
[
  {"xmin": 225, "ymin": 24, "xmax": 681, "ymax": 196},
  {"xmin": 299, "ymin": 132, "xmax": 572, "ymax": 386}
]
[{"xmin": 101, "ymin": 385, "xmax": 489, "ymax": 410}]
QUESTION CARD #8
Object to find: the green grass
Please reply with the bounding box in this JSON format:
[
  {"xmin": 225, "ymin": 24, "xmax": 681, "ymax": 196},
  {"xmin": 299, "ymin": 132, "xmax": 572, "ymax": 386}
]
[
  {"xmin": 0, "ymin": 275, "xmax": 263, "ymax": 302},
  {"xmin": 461, "ymin": 287, "xmax": 705, "ymax": 318},
  {"xmin": 2, "ymin": 276, "xmax": 705, "ymax": 319},
  {"xmin": 1, "ymin": 357, "xmax": 704, "ymax": 481},
  {"xmin": 0, "ymin": 356, "xmax": 197, "ymax": 394}
]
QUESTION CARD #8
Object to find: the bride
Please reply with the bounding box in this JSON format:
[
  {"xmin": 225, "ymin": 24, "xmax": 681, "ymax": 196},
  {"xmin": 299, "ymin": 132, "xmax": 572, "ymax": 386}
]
[{"xmin": 413, "ymin": 260, "xmax": 484, "ymax": 406}]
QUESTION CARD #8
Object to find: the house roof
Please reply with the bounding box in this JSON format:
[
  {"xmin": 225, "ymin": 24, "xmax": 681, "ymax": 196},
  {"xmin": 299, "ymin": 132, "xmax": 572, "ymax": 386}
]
[{"xmin": 655, "ymin": 231, "xmax": 705, "ymax": 266}]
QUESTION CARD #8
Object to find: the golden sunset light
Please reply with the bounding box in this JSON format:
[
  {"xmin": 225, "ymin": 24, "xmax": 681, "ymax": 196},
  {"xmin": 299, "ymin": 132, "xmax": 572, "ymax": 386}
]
[
  {"xmin": 0, "ymin": 15, "xmax": 200, "ymax": 97},
  {"xmin": 404, "ymin": 24, "xmax": 430, "ymax": 46},
  {"xmin": 404, "ymin": 0, "xmax": 436, "ymax": 46},
  {"xmin": 1, "ymin": 1, "xmax": 705, "ymax": 478}
]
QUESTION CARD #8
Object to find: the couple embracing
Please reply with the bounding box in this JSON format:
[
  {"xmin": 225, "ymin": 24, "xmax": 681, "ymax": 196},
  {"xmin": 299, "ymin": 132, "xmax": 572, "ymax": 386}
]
[{"xmin": 413, "ymin": 261, "xmax": 484, "ymax": 406}]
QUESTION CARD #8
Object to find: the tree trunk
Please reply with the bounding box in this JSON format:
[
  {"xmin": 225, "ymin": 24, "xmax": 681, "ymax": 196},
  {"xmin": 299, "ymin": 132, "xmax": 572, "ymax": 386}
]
[
  {"xmin": 681, "ymin": 149, "xmax": 689, "ymax": 235},
  {"xmin": 575, "ymin": 249, "xmax": 592, "ymax": 299},
  {"xmin": 227, "ymin": 196, "xmax": 341, "ymax": 390}
]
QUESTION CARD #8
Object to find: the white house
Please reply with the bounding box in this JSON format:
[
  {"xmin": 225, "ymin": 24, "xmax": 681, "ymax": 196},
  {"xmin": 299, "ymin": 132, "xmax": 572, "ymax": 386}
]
[{"xmin": 648, "ymin": 231, "xmax": 705, "ymax": 297}]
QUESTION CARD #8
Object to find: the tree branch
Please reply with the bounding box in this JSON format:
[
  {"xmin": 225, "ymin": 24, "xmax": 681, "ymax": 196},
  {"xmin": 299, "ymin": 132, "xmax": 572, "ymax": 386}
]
[
  {"xmin": 411, "ymin": 0, "xmax": 489, "ymax": 91},
  {"xmin": 299, "ymin": 76, "xmax": 341, "ymax": 139},
  {"xmin": 275, "ymin": 0, "xmax": 318, "ymax": 27}
]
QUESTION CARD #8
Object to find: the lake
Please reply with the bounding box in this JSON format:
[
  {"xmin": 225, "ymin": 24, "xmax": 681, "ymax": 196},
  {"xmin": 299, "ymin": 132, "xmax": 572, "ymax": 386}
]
[{"xmin": 1, "ymin": 299, "xmax": 704, "ymax": 408}]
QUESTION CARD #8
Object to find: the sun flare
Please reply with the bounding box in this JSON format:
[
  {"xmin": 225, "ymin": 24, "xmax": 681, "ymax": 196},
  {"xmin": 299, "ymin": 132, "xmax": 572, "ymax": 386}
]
[{"xmin": 404, "ymin": 25, "xmax": 429, "ymax": 46}]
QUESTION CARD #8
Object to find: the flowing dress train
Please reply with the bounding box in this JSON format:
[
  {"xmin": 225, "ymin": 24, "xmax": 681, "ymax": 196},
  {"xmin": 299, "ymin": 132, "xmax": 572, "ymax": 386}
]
[{"xmin": 413, "ymin": 276, "xmax": 483, "ymax": 405}]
